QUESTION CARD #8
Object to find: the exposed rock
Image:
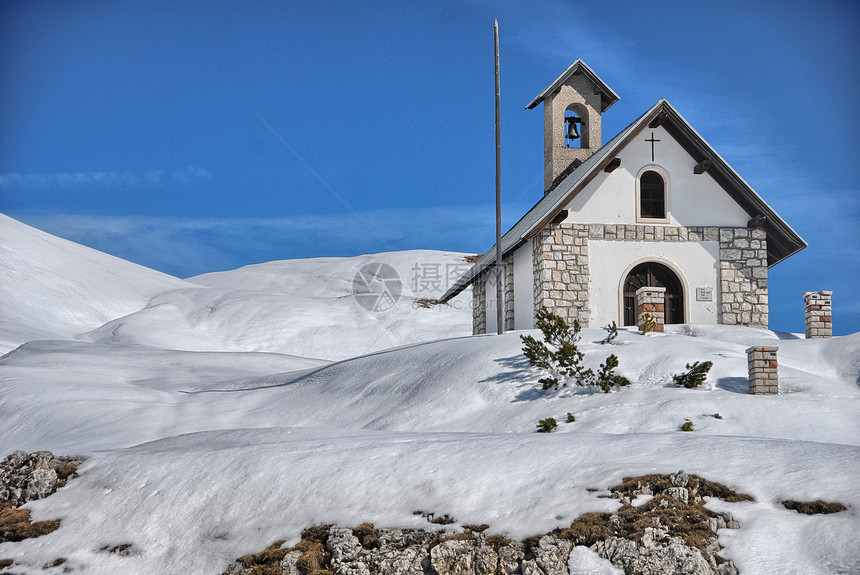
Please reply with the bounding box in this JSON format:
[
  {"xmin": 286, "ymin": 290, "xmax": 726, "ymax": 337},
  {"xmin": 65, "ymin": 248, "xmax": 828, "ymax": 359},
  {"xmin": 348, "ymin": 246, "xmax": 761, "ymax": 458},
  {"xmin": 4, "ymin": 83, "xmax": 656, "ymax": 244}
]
[
  {"xmin": 593, "ymin": 536, "xmax": 640, "ymax": 568},
  {"xmin": 529, "ymin": 535, "xmax": 572, "ymax": 575},
  {"xmin": 497, "ymin": 541, "xmax": 524, "ymax": 575},
  {"xmin": 670, "ymin": 471, "xmax": 690, "ymax": 488},
  {"xmin": 0, "ymin": 450, "xmax": 85, "ymax": 509},
  {"xmin": 280, "ymin": 550, "xmax": 304, "ymax": 575},
  {"xmin": 665, "ymin": 486, "xmax": 689, "ymax": 504},
  {"xmin": 328, "ymin": 527, "xmax": 363, "ymax": 563},
  {"xmin": 375, "ymin": 541, "xmax": 428, "ymax": 575},
  {"xmin": 223, "ymin": 472, "xmax": 753, "ymax": 575},
  {"xmin": 430, "ymin": 540, "xmax": 498, "ymax": 575},
  {"xmin": 632, "ymin": 537, "xmax": 712, "ymax": 575}
]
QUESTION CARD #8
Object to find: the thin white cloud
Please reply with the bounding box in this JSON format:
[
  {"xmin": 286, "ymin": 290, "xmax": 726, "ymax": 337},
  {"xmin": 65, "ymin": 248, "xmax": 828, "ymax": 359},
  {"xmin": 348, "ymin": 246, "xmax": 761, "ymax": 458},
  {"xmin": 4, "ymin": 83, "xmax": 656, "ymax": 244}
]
[
  {"xmin": 7, "ymin": 206, "xmax": 500, "ymax": 278},
  {"xmin": 6, "ymin": 202, "xmax": 859, "ymax": 334},
  {"xmin": 0, "ymin": 166, "xmax": 212, "ymax": 190}
]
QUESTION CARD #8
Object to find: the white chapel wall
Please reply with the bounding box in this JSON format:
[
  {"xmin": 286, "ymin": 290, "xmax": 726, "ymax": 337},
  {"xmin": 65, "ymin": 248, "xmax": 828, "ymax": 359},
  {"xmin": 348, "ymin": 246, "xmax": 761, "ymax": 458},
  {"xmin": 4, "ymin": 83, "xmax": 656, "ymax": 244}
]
[
  {"xmin": 588, "ymin": 240, "xmax": 720, "ymax": 326},
  {"xmin": 513, "ymin": 240, "xmax": 534, "ymax": 330},
  {"xmin": 562, "ymin": 126, "xmax": 751, "ymax": 228}
]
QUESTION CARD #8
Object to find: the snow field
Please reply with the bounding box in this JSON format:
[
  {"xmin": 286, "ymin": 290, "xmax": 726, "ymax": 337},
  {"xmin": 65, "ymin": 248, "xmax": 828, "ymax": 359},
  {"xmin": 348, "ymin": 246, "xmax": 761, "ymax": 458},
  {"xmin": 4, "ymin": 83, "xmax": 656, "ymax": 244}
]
[{"xmin": 0, "ymin": 214, "xmax": 858, "ymax": 574}]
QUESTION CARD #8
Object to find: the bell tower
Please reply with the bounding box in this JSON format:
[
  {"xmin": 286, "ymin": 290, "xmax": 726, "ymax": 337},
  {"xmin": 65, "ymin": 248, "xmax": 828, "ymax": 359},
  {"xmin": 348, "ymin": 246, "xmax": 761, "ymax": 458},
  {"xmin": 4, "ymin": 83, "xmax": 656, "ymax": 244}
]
[{"xmin": 526, "ymin": 60, "xmax": 619, "ymax": 193}]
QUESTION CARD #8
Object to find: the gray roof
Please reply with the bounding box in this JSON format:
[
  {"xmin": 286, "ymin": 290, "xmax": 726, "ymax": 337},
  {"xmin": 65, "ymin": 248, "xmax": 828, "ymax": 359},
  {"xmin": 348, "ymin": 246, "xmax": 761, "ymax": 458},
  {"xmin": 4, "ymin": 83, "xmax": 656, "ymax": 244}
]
[
  {"xmin": 440, "ymin": 99, "xmax": 806, "ymax": 303},
  {"xmin": 525, "ymin": 59, "xmax": 620, "ymax": 112}
]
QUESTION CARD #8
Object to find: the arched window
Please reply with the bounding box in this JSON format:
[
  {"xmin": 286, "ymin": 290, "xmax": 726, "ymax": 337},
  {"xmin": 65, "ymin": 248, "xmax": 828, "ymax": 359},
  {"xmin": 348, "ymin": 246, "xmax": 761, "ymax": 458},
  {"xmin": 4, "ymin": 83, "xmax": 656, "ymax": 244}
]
[
  {"xmin": 622, "ymin": 262, "xmax": 684, "ymax": 326},
  {"xmin": 638, "ymin": 170, "xmax": 665, "ymax": 219}
]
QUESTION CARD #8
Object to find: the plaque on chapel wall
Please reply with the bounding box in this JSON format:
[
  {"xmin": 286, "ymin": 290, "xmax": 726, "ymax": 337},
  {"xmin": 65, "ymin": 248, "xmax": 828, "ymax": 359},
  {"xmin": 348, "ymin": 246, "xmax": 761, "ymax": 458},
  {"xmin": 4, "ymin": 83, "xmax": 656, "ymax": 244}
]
[{"xmin": 696, "ymin": 287, "xmax": 714, "ymax": 302}]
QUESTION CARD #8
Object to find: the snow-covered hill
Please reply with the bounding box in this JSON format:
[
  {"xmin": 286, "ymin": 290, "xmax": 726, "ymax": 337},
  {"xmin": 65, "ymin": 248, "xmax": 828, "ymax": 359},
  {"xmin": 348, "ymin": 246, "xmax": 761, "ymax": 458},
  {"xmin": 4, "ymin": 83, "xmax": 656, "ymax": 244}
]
[
  {"xmin": 0, "ymin": 213, "xmax": 193, "ymax": 352},
  {"xmin": 85, "ymin": 251, "xmax": 472, "ymax": 359},
  {"xmin": 0, "ymin": 214, "xmax": 858, "ymax": 575},
  {"xmin": 0, "ymin": 214, "xmax": 473, "ymax": 359}
]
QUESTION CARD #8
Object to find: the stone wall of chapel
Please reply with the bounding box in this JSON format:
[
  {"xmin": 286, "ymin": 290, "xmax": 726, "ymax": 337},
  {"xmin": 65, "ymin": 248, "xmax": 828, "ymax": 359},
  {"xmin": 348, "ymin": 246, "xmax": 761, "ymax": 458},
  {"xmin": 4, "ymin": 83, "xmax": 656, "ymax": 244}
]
[
  {"xmin": 530, "ymin": 223, "xmax": 768, "ymax": 329},
  {"xmin": 471, "ymin": 270, "xmax": 486, "ymax": 335},
  {"xmin": 719, "ymin": 227, "xmax": 768, "ymax": 328}
]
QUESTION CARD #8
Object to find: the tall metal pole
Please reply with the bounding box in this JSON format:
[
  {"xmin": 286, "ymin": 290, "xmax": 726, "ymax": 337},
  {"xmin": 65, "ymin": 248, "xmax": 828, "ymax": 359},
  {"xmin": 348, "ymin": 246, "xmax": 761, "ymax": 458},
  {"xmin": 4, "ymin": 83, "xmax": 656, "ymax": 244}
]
[{"xmin": 494, "ymin": 20, "xmax": 504, "ymax": 335}]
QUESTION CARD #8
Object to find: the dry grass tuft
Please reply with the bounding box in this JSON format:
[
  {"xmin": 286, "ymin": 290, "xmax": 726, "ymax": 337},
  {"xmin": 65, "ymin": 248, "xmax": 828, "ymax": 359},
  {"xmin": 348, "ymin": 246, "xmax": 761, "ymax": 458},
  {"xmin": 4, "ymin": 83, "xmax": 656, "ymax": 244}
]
[
  {"xmin": 611, "ymin": 473, "xmax": 753, "ymax": 503},
  {"xmin": 414, "ymin": 298, "xmax": 440, "ymax": 308},
  {"xmin": 0, "ymin": 558, "xmax": 13, "ymax": 568},
  {"xmin": 463, "ymin": 524, "xmax": 490, "ymax": 533},
  {"xmin": 559, "ymin": 512, "xmax": 613, "ymax": 546},
  {"xmin": 296, "ymin": 544, "xmax": 327, "ymax": 575},
  {"xmin": 0, "ymin": 507, "xmax": 61, "ymax": 543},
  {"xmin": 618, "ymin": 495, "xmax": 714, "ymax": 550},
  {"xmin": 238, "ymin": 540, "xmax": 289, "ymax": 567},
  {"xmin": 782, "ymin": 500, "xmax": 847, "ymax": 515},
  {"xmin": 352, "ymin": 523, "xmax": 381, "ymax": 549},
  {"xmin": 484, "ymin": 534, "xmax": 512, "ymax": 551},
  {"xmin": 464, "ymin": 254, "xmax": 483, "ymax": 263},
  {"xmin": 301, "ymin": 525, "xmax": 332, "ymax": 545},
  {"xmin": 53, "ymin": 463, "xmax": 79, "ymax": 487},
  {"xmin": 694, "ymin": 477, "xmax": 754, "ymax": 503}
]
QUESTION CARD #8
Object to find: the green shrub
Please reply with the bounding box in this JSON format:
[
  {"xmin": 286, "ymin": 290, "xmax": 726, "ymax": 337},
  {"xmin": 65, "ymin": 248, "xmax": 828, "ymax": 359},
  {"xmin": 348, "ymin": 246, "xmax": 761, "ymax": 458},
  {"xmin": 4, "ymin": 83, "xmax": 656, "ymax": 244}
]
[
  {"xmin": 591, "ymin": 354, "xmax": 631, "ymax": 393},
  {"xmin": 673, "ymin": 361, "xmax": 714, "ymax": 389},
  {"xmin": 601, "ymin": 321, "xmax": 618, "ymax": 344},
  {"xmin": 638, "ymin": 313, "xmax": 656, "ymax": 334},
  {"xmin": 521, "ymin": 307, "xmax": 629, "ymax": 393},
  {"xmin": 536, "ymin": 418, "xmax": 558, "ymax": 433},
  {"xmin": 566, "ymin": 412, "xmax": 576, "ymax": 423},
  {"xmin": 680, "ymin": 421, "xmax": 694, "ymax": 432}
]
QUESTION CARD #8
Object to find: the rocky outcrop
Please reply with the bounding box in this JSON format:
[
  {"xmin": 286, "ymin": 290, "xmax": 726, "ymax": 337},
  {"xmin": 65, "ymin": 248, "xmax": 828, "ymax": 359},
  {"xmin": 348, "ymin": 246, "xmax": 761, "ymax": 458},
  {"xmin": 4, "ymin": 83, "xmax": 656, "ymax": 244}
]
[
  {"xmin": 0, "ymin": 451, "xmax": 85, "ymax": 509},
  {"xmin": 0, "ymin": 450, "xmax": 85, "ymax": 562},
  {"xmin": 222, "ymin": 472, "xmax": 751, "ymax": 575}
]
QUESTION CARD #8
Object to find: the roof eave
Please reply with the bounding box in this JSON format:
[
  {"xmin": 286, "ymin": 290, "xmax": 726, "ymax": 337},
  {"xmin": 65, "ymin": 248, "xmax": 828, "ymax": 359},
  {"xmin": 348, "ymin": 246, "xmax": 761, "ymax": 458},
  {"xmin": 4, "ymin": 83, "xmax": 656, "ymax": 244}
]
[{"xmin": 525, "ymin": 59, "xmax": 620, "ymax": 112}]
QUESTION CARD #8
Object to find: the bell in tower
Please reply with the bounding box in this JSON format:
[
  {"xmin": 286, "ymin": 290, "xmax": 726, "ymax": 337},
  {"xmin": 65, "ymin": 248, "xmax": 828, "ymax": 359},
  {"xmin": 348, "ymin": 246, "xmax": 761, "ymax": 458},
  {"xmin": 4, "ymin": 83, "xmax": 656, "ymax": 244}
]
[
  {"xmin": 525, "ymin": 59, "xmax": 619, "ymax": 194},
  {"xmin": 564, "ymin": 113, "xmax": 582, "ymax": 147}
]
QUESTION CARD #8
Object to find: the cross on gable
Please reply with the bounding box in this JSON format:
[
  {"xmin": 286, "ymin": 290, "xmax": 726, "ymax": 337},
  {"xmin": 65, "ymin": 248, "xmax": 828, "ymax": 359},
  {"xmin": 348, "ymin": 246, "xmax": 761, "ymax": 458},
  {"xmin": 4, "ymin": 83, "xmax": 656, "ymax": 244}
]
[{"xmin": 645, "ymin": 132, "xmax": 661, "ymax": 162}]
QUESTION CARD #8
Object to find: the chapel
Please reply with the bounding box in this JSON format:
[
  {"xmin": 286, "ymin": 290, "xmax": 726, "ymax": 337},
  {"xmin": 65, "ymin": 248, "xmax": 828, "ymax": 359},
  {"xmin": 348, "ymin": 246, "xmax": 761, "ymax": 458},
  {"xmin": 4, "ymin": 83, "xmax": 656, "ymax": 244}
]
[{"xmin": 440, "ymin": 60, "xmax": 806, "ymax": 333}]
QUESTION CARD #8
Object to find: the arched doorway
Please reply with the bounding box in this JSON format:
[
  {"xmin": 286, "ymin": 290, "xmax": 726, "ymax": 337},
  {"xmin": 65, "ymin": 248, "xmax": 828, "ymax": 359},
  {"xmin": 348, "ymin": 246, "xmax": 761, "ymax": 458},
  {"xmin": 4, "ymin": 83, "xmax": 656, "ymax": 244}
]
[{"xmin": 623, "ymin": 262, "xmax": 684, "ymax": 326}]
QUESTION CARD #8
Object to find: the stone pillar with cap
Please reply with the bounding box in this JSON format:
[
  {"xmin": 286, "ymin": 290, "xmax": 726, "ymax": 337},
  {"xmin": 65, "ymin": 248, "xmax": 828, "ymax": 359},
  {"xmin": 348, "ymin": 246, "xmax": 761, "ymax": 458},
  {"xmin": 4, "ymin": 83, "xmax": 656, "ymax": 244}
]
[
  {"xmin": 746, "ymin": 346, "xmax": 779, "ymax": 395},
  {"xmin": 803, "ymin": 291, "xmax": 832, "ymax": 339},
  {"xmin": 636, "ymin": 286, "xmax": 665, "ymax": 333}
]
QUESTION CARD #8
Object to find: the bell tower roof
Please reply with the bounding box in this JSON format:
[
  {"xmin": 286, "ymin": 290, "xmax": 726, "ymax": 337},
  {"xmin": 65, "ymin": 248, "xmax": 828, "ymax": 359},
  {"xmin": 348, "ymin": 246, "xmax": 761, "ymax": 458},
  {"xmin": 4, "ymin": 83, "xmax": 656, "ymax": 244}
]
[{"xmin": 525, "ymin": 59, "xmax": 619, "ymax": 112}]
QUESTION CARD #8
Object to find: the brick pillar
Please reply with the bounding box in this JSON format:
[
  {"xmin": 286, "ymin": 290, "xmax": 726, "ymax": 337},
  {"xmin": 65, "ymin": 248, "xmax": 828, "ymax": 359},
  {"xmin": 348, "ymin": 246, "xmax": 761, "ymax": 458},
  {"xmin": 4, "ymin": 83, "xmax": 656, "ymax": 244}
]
[
  {"xmin": 803, "ymin": 291, "xmax": 832, "ymax": 339},
  {"xmin": 636, "ymin": 286, "xmax": 666, "ymax": 333},
  {"xmin": 746, "ymin": 346, "xmax": 778, "ymax": 395}
]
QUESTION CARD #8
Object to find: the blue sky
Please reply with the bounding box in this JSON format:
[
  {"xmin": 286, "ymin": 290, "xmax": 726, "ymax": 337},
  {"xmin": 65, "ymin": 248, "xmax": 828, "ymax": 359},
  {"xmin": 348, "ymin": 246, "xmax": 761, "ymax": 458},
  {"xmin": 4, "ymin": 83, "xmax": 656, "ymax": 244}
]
[{"xmin": 1, "ymin": 0, "xmax": 858, "ymax": 335}]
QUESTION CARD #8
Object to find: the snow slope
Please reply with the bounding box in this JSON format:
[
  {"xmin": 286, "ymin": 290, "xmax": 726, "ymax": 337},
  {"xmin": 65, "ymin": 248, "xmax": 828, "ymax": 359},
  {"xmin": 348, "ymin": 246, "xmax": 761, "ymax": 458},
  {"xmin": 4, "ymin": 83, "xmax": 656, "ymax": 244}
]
[
  {"xmin": 0, "ymin": 215, "xmax": 858, "ymax": 575},
  {"xmin": 1, "ymin": 213, "xmax": 473, "ymax": 359},
  {"xmin": 85, "ymin": 251, "xmax": 472, "ymax": 360},
  {"xmin": 0, "ymin": 214, "xmax": 193, "ymax": 352}
]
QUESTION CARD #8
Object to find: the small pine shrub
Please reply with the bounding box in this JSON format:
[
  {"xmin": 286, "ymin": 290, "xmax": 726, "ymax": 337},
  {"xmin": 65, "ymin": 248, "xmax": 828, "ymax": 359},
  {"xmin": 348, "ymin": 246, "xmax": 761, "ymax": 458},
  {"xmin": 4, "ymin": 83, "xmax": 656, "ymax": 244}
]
[
  {"xmin": 601, "ymin": 321, "xmax": 618, "ymax": 344},
  {"xmin": 591, "ymin": 354, "xmax": 631, "ymax": 393},
  {"xmin": 521, "ymin": 307, "xmax": 630, "ymax": 393},
  {"xmin": 680, "ymin": 421, "xmax": 694, "ymax": 432},
  {"xmin": 673, "ymin": 361, "xmax": 714, "ymax": 389},
  {"xmin": 713, "ymin": 413, "xmax": 723, "ymax": 420},
  {"xmin": 539, "ymin": 376, "xmax": 559, "ymax": 390},
  {"xmin": 566, "ymin": 412, "xmax": 576, "ymax": 423},
  {"xmin": 537, "ymin": 417, "xmax": 558, "ymax": 433},
  {"xmin": 639, "ymin": 313, "xmax": 657, "ymax": 334}
]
